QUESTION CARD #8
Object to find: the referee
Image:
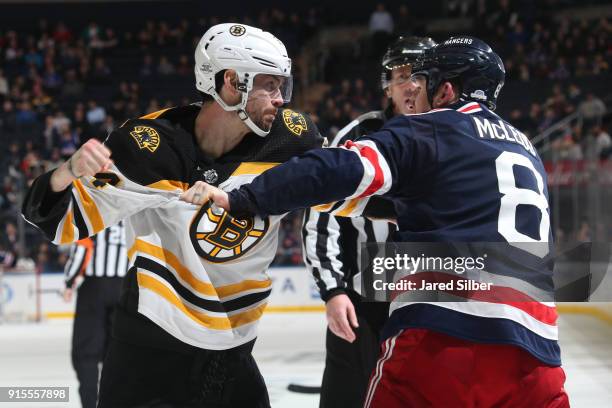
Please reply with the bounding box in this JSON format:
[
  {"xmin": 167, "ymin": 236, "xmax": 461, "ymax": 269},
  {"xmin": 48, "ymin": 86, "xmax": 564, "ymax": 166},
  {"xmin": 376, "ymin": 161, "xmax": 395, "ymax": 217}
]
[
  {"xmin": 302, "ymin": 37, "xmax": 436, "ymax": 408},
  {"xmin": 63, "ymin": 221, "xmax": 127, "ymax": 408}
]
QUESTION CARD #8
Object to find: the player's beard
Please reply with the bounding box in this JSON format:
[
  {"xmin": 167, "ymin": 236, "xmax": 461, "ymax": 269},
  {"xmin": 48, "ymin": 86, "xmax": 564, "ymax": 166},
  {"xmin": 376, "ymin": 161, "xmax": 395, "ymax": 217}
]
[{"xmin": 245, "ymin": 105, "xmax": 277, "ymax": 132}]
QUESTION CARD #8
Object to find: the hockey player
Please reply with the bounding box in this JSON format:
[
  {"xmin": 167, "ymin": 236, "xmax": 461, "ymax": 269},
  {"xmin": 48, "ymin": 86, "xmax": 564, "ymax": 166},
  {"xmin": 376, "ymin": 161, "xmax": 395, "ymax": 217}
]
[
  {"xmin": 63, "ymin": 222, "xmax": 127, "ymax": 408},
  {"xmin": 22, "ymin": 23, "xmax": 322, "ymax": 408},
  {"xmin": 190, "ymin": 37, "xmax": 569, "ymax": 407},
  {"xmin": 302, "ymin": 36, "xmax": 435, "ymax": 408}
]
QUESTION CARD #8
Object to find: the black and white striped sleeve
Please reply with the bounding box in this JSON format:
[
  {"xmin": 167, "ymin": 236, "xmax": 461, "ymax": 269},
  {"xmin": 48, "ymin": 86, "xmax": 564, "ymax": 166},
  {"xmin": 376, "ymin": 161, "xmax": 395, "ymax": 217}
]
[
  {"xmin": 64, "ymin": 244, "xmax": 87, "ymax": 288},
  {"xmin": 302, "ymin": 208, "xmax": 346, "ymax": 301}
]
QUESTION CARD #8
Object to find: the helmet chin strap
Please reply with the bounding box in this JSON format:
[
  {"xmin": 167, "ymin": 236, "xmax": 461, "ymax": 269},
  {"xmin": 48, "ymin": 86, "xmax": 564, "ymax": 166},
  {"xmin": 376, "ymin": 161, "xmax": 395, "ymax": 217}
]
[
  {"xmin": 237, "ymin": 109, "xmax": 270, "ymax": 137},
  {"xmin": 211, "ymin": 82, "xmax": 271, "ymax": 137}
]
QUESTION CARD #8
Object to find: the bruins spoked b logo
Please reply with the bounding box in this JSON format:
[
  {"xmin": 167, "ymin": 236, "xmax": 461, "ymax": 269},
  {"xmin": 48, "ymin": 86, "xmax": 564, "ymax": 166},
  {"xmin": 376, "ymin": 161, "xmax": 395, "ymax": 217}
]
[
  {"xmin": 190, "ymin": 201, "xmax": 268, "ymax": 262},
  {"xmin": 229, "ymin": 25, "xmax": 246, "ymax": 37}
]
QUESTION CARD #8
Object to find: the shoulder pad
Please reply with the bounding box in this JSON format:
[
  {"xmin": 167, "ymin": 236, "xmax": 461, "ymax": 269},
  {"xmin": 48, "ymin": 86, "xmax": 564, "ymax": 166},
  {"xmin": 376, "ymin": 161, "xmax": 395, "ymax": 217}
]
[
  {"xmin": 105, "ymin": 118, "xmax": 188, "ymax": 186},
  {"xmin": 271, "ymin": 108, "xmax": 324, "ymax": 149},
  {"xmin": 275, "ymin": 108, "xmax": 320, "ymax": 140}
]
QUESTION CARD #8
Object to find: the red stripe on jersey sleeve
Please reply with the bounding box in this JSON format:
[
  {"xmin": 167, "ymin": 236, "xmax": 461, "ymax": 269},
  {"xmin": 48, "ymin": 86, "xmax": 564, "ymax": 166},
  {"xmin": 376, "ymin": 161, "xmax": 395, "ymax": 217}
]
[
  {"xmin": 458, "ymin": 103, "xmax": 481, "ymax": 113},
  {"xmin": 344, "ymin": 141, "xmax": 386, "ymax": 197}
]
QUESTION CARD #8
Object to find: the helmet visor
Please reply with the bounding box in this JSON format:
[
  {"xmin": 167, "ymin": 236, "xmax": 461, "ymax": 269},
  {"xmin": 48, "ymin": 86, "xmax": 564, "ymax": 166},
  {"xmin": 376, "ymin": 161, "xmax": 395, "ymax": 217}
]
[{"xmin": 250, "ymin": 73, "xmax": 293, "ymax": 104}]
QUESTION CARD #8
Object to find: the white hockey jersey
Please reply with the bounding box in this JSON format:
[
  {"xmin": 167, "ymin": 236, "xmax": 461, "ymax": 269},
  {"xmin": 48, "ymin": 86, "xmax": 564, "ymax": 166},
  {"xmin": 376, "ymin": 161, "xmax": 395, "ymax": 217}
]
[{"xmin": 23, "ymin": 105, "xmax": 322, "ymax": 351}]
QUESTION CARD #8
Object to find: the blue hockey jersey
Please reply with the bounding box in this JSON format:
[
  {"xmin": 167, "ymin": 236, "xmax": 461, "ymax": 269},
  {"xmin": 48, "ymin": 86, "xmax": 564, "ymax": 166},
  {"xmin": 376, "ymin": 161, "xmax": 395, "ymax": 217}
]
[{"xmin": 230, "ymin": 101, "xmax": 560, "ymax": 366}]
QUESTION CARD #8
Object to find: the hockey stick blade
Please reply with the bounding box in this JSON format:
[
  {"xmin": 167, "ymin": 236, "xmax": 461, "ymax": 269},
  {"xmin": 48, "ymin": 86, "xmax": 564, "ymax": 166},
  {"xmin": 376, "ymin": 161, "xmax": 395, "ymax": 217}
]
[{"xmin": 287, "ymin": 383, "xmax": 321, "ymax": 394}]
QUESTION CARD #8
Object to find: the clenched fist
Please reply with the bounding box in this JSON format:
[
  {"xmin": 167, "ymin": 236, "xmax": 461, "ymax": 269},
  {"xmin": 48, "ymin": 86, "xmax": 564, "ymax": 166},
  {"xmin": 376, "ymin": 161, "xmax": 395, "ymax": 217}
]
[{"xmin": 51, "ymin": 139, "xmax": 114, "ymax": 192}]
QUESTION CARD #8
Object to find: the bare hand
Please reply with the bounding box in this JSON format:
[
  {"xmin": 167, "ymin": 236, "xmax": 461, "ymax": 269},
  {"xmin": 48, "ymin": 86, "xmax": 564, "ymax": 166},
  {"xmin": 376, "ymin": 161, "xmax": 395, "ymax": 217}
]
[
  {"xmin": 62, "ymin": 288, "xmax": 73, "ymax": 302},
  {"xmin": 326, "ymin": 294, "xmax": 359, "ymax": 343},
  {"xmin": 180, "ymin": 181, "xmax": 230, "ymax": 210},
  {"xmin": 51, "ymin": 139, "xmax": 113, "ymax": 192},
  {"xmin": 69, "ymin": 138, "xmax": 114, "ymax": 178}
]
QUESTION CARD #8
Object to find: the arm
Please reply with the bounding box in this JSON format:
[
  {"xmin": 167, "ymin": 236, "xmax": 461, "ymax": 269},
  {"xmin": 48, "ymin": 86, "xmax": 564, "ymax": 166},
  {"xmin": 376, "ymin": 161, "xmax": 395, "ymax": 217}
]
[
  {"xmin": 228, "ymin": 139, "xmax": 395, "ymax": 218},
  {"xmin": 301, "ymin": 209, "xmax": 347, "ymax": 301},
  {"xmin": 302, "ymin": 209, "xmax": 359, "ymax": 343},
  {"xmin": 22, "ymin": 123, "xmax": 181, "ymax": 245},
  {"xmin": 185, "ymin": 116, "xmax": 436, "ymax": 219}
]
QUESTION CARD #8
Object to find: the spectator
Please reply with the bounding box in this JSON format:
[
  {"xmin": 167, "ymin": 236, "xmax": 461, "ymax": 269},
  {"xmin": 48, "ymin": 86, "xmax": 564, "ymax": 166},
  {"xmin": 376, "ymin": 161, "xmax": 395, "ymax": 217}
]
[
  {"xmin": 61, "ymin": 68, "xmax": 84, "ymax": 97},
  {"xmin": 24, "ymin": 46, "xmax": 44, "ymax": 69},
  {"xmin": 592, "ymin": 54, "xmax": 609, "ymax": 75},
  {"xmin": 31, "ymin": 84, "xmax": 52, "ymax": 113},
  {"xmin": 86, "ymin": 100, "xmax": 106, "ymax": 125},
  {"xmin": 90, "ymin": 56, "xmax": 111, "ymax": 84},
  {"xmin": 42, "ymin": 65, "xmax": 63, "ymax": 94},
  {"xmin": 593, "ymin": 125, "xmax": 611, "ymax": 160},
  {"xmin": 157, "ymin": 56, "xmax": 175, "ymax": 75},
  {"xmin": 549, "ymin": 57, "xmax": 570, "ymax": 80},
  {"xmin": 58, "ymin": 125, "xmax": 79, "ymax": 158},
  {"xmin": 82, "ymin": 22, "xmax": 101, "ymax": 46},
  {"xmin": 369, "ymin": 3, "xmax": 394, "ymax": 34},
  {"xmin": 140, "ymin": 54, "xmax": 155, "ymax": 77},
  {"xmin": 46, "ymin": 148, "xmax": 63, "ymax": 170},
  {"xmin": 52, "ymin": 22, "xmax": 73, "ymax": 44},
  {"xmin": 0, "ymin": 69, "xmax": 9, "ymax": 96},
  {"xmin": 1, "ymin": 100, "xmax": 17, "ymax": 134},
  {"xmin": 176, "ymin": 55, "xmax": 191, "ymax": 76},
  {"xmin": 108, "ymin": 98, "xmax": 126, "ymax": 122},
  {"xmin": 15, "ymin": 101, "xmax": 37, "ymax": 127},
  {"xmin": 369, "ymin": 3, "xmax": 394, "ymax": 58},
  {"xmin": 567, "ymin": 83, "xmax": 582, "ymax": 105},
  {"xmin": 579, "ymin": 93, "xmax": 606, "ymax": 125},
  {"xmin": 103, "ymin": 28, "xmax": 118, "ymax": 49},
  {"xmin": 101, "ymin": 115, "xmax": 115, "ymax": 136},
  {"xmin": 51, "ymin": 110, "xmax": 71, "ymax": 134}
]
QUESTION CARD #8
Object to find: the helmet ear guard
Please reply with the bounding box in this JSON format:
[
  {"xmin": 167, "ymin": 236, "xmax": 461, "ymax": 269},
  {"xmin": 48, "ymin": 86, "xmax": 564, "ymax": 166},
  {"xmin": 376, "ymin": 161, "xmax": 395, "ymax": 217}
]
[{"xmin": 423, "ymin": 67, "xmax": 442, "ymax": 108}]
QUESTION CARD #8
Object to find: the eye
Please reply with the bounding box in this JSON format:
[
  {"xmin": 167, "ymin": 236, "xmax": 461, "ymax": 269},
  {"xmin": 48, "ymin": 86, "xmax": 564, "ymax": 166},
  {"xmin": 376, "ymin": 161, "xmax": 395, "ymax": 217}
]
[{"xmin": 265, "ymin": 81, "xmax": 277, "ymax": 92}]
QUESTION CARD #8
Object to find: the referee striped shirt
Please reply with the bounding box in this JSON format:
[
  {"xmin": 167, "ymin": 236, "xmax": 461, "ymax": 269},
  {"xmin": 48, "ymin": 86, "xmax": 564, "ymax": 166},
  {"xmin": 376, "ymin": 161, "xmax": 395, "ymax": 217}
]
[
  {"xmin": 302, "ymin": 109, "xmax": 396, "ymax": 301},
  {"xmin": 64, "ymin": 221, "xmax": 128, "ymax": 288}
]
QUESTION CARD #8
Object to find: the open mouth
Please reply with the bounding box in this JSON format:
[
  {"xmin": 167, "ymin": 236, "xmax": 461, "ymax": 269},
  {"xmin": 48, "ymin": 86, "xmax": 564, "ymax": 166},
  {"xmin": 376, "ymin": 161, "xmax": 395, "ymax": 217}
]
[{"xmin": 404, "ymin": 99, "xmax": 415, "ymax": 112}]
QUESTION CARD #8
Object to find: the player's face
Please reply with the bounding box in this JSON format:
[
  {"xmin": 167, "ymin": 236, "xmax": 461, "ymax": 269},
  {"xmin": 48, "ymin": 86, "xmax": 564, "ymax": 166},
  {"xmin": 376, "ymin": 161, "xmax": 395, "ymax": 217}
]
[
  {"xmin": 386, "ymin": 66, "xmax": 420, "ymax": 115},
  {"xmin": 245, "ymin": 74, "xmax": 286, "ymax": 132},
  {"xmin": 412, "ymin": 74, "xmax": 432, "ymax": 114}
]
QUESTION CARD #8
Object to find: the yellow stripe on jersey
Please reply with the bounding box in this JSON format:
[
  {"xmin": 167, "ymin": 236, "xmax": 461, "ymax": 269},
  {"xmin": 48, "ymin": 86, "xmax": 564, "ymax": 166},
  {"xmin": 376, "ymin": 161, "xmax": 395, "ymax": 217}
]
[
  {"xmin": 216, "ymin": 278, "xmax": 271, "ymax": 299},
  {"xmin": 139, "ymin": 108, "xmax": 172, "ymax": 120},
  {"xmin": 146, "ymin": 180, "xmax": 189, "ymax": 191},
  {"xmin": 73, "ymin": 179, "xmax": 105, "ymax": 234},
  {"xmin": 129, "ymin": 239, "xmax": 218, "ymax": 297},
  {"xmin": 128, "ymin": 239, "xmax": 272, "ymax": 298},
  {"xmin": 334, "ymin": 197, "xmax": 360, "ymax": 217},
  {"xmin": 138, "ymin": 272, "xmax": 268, "ymax": 330},
  {"xmin": 231, "ymin": 162, "xmax": 280, "ymax": 176},
  {"xmin": 227, "ymin": 301, "xmax": 268, "ymax": 327},
  {"xmin": 137, "ymin": 272, "xmax": 232, "ymax": 330},
  {"xmin": 59, "ymin": 211, "xmax": 75, "ymax": 244},
  {"xmin": 313, "ymin": 202, "xmax": 336, "ymax": 212}
]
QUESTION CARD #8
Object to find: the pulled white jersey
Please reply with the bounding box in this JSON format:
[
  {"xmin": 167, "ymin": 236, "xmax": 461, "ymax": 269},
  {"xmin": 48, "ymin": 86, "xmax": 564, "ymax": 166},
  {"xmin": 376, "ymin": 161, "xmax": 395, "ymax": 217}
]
[{"xmin": 23, "ymin": 105, "xmax": 322, "ymax": 351}]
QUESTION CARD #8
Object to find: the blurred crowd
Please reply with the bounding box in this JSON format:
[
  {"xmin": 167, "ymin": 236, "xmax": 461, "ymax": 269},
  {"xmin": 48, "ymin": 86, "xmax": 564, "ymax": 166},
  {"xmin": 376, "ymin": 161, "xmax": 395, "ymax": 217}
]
[{"xmin": 1, "ymin": 1, "xmax": 611, "ymax": 271}]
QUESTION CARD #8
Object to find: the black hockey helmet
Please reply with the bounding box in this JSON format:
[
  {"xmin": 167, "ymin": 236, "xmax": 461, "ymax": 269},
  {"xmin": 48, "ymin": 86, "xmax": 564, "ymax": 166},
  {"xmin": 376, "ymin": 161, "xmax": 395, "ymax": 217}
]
[
  {"xmin": 381, "ymin": 36, "xmax": 437, "ymax": 90},
  {"xmin": 411, "ymin": 36, "xmax": 505, "ymax": 110}
]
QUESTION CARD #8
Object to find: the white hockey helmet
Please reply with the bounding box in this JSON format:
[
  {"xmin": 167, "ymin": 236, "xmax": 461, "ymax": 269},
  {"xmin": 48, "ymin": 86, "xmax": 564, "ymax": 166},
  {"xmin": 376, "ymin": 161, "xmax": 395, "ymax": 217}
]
[{"xmin": 194, "ymin": 23, "xmax": 292, "ymax": 136}]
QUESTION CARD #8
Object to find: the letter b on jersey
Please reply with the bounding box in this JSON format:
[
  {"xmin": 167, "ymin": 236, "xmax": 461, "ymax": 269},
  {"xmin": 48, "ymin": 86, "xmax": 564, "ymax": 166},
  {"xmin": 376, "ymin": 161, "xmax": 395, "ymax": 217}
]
[{"xmin": 190, "ymin": 202, "xmax": 269, "ymax": 262}]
